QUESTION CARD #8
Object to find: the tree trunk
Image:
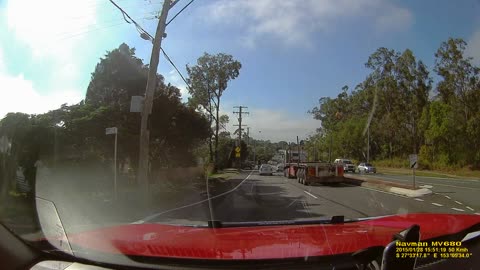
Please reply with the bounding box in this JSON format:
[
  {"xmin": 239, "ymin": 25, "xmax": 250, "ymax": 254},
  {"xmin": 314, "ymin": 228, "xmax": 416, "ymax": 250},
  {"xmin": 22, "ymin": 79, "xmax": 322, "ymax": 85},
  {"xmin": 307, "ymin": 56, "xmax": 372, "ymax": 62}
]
[
  {"xmin": 214, "ymin": 95, "xmax": 220, "ymax": 171},
  {"xmin": 208, "ymin": 136, "xmax": 213, "ymax": 163},
  {"xmin": 208, "ymin": 114, "xmax": 214, "ymax": 163}
]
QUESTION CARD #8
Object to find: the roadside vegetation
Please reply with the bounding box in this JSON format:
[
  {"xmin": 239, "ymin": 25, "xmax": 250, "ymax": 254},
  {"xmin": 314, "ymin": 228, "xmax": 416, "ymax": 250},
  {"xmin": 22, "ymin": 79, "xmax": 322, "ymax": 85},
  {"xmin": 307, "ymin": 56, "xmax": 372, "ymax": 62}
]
[{"xmin": 304, "ymin": 37, "xmax": 480, "ymax": 174}]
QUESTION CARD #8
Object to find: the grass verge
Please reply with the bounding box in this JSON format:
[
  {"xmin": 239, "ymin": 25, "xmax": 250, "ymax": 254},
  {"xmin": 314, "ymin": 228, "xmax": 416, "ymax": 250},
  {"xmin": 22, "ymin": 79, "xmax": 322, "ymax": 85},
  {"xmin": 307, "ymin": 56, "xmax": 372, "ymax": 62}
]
[{"xmin": 208, "ymin": 169, "xmax": 239, "ymax": 181}]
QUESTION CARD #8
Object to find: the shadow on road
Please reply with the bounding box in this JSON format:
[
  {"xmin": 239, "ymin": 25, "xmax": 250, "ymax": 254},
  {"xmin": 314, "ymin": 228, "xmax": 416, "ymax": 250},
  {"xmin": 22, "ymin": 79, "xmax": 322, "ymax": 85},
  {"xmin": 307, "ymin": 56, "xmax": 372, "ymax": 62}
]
[{"xmin": 145, "ymin": 173, "xmax": 327, "ymax": 224}]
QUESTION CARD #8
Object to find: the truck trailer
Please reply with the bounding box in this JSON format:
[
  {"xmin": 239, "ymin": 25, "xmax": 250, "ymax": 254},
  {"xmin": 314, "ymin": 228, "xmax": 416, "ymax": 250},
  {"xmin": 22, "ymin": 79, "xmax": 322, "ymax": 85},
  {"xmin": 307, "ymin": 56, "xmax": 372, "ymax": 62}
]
[{"xmin": 282, "ymin": 149, "xmax": 344, "ymax": 185}]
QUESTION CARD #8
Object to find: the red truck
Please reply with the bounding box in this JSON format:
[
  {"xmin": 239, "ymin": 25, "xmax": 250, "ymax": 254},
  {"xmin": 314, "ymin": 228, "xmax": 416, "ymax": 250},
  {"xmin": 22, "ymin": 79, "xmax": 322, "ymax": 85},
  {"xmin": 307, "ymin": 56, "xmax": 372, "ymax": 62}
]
[{"xmin": 282, "ymin": 150, "xmax": 344, "ymax": 185}]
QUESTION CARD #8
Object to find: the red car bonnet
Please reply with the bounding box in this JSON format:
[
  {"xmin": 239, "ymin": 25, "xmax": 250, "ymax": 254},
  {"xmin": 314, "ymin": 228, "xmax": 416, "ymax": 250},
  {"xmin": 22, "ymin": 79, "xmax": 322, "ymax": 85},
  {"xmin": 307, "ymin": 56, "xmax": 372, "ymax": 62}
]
[{"xmin": 64, "ymin": 213, "xmax": 479, "ymax": 260}]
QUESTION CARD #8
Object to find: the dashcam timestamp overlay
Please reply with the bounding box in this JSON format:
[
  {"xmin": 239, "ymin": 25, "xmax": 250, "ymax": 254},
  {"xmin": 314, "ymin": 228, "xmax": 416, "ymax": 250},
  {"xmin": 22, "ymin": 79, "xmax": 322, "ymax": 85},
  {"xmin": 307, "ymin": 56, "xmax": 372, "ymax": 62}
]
[{"xmin": 395, "ymin": 241, "xmax": 472, "ymax": 259}]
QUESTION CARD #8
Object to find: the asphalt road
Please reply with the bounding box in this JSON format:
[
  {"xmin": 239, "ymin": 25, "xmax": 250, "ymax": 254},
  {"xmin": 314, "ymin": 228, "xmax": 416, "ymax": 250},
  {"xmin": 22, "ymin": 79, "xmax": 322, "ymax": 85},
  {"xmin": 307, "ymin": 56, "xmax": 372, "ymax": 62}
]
[
  {"xmin": 345, "ymin": 172, "xmax": 480, "ymax": 211},
  {"xmin": 28, "ymin": 170, "xmax": 479, "ymax": 238},
  {"xmin": 143, "ymin": 171, "xmax": 480, "ymax": 226}
]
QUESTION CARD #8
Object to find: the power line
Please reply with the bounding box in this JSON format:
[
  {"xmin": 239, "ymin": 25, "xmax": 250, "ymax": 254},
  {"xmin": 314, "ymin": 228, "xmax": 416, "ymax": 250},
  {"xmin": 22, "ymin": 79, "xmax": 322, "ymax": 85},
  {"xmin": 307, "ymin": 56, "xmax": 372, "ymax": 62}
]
[
  {"xmin": 108, "ymin": 0, "xmax": 152, "ymax": 38},
  {"xmin": 56, "ymin": 21, "xmax": 128, "ymax": 41},
  {"xmin": 160, "ymin": 48, "xmax": 191, "ymax": 89},
  {"xmin": 166, "ymin": 0, "xmax": 196, "ymax": 26},
  {"xmin": 109, "ymin": 0, "xmax": 191, "ymax": 97}
]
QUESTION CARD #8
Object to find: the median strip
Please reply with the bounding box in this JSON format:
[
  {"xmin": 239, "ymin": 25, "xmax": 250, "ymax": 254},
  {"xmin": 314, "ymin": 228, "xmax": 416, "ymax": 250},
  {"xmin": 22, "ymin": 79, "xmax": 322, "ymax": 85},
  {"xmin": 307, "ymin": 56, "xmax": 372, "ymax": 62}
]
[{"xmin": 344, "ymin": 174, "xmax": 432, "ymax": 198}]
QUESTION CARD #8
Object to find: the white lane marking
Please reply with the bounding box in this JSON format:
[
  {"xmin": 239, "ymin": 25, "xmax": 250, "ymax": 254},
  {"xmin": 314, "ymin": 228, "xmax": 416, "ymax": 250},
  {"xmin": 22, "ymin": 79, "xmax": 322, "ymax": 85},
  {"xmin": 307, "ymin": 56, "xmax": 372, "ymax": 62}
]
[
  {"xmin": 301, "ymin": 200, "xmax": 311, "ymax": 215},
  {"xmin": 445, "ymin": 195, "xmax": 451, "ymax": 199},
  {"xmin": 358, "ymin": 185, "xmax": 410, "ymax": 198},
  {"xmin": 451, "ymin": 208, "xmax": 465, "ymax": 212},
  {"xmin": 455, "ymin": 200, "xmax": 463, "ymax": 205},
  {"xmin": 342, "ymin": 183, "xmax": 410, "ymax": 198},
  {"xmin": 372, "ymin": 174, "xmax": 480, "ymax": 183},
  {"xmin": 466, "ymin": 206, "xmax": 475, "ymax": 211},
  {"xmin": 432, "ymin": 203, "xmax": 443, "ymax": 207},
  {"xmin": 304, "ymin": 191, "xmax": 318, "ymax": 199},
  {"xmin": 364, "ymin": 175, "xmax": 480, "ymax": 190},
  {"xmin": 137, "ymin": 171, "xmax": 254, "ymax": 222},
  {"xmin": 287, "ymin": 199, "xmax": 298, "ymax": 208},
  {"xmin": 415, "ymin": 198, "xmax": 424, "ymax": 202},
  {"xmin": 475, "ymin": 213, "xmax": 480, "ymax": 215},
  {"xmin": 404, "ymin": 175, "xmax": 480, "ymax": 183},
  {"xmin": 418, "ymin": 181, "xmax": 477, "ymax": 190},
  {"xmin": 255, "ymin": 192, "xmax": 284, "ymax": 196}
]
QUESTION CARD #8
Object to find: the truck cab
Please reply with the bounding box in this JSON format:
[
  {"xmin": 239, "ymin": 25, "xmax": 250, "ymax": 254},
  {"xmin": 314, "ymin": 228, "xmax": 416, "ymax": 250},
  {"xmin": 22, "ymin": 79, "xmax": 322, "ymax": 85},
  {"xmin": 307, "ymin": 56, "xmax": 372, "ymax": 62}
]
[{"xmin": 334, "ymin": 158, "xmax": 355, "ymax": 173}]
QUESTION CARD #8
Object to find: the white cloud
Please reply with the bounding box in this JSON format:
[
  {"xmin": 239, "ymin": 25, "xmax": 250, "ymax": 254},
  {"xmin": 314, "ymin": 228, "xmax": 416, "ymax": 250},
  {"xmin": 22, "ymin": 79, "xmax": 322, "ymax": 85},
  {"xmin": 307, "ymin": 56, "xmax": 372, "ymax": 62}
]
[
  {"xmin": 201, "ymin": 0, "xmax": 413, "ymax": 48},
  {"xmin": 4, "ymin": 0, "xmax": 99, "ymax": 100},
  {"xmin": 375, "ymin": 6, "xmax": 413, "ymax": 32},
  {"xmin": 6, "ymin": 0, "xmax": 96, "ymax": 60},
  {"xmin": 0, "ymin": 73, "xmax": 83, "ymax": 119},
  {"xmin": 0, "ymin": 0, "xmax": 103, "ymax": 118},
  {"xmin": 0, "ymin": 46, "xmax": 5, "ymax": 73},
  {"xmin": 165, "ymin": 69, "xmax": 190, "ymax": 101},
  {"xmin": 223, "ymin": 108, "xmax": 319, "ymax": 142},
  {"xmin": 466, "ymin": 29, "xmax": 480, "ymax": 65}
]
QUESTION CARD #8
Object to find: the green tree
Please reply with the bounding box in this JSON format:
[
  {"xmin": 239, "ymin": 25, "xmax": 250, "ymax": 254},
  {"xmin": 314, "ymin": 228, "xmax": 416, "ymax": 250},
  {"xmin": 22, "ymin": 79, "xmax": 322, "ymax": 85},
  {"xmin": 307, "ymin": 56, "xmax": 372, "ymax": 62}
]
[
  {"xmin": 187, "ymin": 53, "xmax": 242, "ymax": 171},
  {"xmin": 82, "ymin": 44, "xmax": 210, "ymax": 170},
  {"xmin": 434, "ymin": 38, "xmax": 480, "ymax": 165}
]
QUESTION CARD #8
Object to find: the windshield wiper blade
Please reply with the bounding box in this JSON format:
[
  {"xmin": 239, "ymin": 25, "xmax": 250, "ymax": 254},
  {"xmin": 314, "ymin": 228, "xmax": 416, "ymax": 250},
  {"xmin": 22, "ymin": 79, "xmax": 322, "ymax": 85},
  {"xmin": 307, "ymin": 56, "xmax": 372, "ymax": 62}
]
[{"xmin": 207, "ymin": 216, "xmax": 346, "ymax": 228}]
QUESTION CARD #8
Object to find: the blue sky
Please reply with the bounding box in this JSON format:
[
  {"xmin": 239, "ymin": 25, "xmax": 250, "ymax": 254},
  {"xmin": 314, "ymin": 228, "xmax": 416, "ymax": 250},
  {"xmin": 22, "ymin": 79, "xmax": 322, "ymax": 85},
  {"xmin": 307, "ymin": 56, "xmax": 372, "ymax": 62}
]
[{"xmin": 1, "ymin": 0, "xmax": 479, "ymax": 142}]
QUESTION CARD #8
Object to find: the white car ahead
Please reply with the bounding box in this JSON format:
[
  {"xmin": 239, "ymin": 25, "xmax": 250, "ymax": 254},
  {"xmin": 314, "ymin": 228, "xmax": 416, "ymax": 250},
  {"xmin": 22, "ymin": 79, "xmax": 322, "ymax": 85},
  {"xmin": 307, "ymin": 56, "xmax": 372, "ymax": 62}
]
[{"xmin": 259, "ymin": 164, "xmax": 273, "ymax": 176}]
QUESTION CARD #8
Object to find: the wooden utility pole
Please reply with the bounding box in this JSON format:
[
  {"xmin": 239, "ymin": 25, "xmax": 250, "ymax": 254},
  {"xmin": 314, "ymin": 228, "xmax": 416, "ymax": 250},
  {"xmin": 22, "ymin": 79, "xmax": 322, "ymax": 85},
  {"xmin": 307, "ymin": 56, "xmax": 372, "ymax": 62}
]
[
  {"xmin": 138, "ymin": 0, "xmax": 177, "ymax": 189},
  {"xmin": 233, "ymin": 106, "xmax": 249, "ymax": 168},
  {"xmin": 297, "ymin": 136, "xmax": 300, "ymax": 167}
]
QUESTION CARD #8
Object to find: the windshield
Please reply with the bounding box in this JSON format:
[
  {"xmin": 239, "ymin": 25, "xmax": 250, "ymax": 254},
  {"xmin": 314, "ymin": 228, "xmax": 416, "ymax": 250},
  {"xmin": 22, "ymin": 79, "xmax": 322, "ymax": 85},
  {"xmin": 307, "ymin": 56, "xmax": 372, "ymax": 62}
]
[{"xmin": 1, "ymin": 0, "xmax": 480, "ymax": 267}]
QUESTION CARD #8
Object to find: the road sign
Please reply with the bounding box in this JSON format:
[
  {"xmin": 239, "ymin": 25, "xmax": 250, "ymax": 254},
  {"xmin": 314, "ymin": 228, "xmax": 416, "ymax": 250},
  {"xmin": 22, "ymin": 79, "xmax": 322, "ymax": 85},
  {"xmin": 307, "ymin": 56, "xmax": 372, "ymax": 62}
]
[
  {"xmin": 130, "ymin": 96, "xmax": 144, "ymax": 112},
  {"xmin": 235, "ymin": 152, "xmax": 241, "ymax": 158},
  {"xmin": 409, "ymin": 154, "xmax": 418, "ymax": 169},
  {"xmin": 235, "ymin": 146, "xmax": 241, "ymax": 153},
  {"xmin": 105, "ymin": 127, "xmax": 118, "ymax": 135}
]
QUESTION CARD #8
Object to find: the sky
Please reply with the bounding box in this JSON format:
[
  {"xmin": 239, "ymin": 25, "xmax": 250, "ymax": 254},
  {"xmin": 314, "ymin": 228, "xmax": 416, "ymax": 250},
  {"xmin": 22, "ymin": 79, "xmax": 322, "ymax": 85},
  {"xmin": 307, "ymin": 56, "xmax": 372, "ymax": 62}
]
[{"xmin": 1, "ymin": 0, "xmax": 480, "ymax": 142}]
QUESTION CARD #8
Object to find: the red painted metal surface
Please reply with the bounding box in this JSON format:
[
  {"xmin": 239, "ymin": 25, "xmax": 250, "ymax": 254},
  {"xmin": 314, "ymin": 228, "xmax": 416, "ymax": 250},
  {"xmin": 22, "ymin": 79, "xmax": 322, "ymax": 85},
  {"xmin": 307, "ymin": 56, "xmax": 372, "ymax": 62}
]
[{"xmin": 66, "ymin": 213, "xmax": 480, "ymax": 260}]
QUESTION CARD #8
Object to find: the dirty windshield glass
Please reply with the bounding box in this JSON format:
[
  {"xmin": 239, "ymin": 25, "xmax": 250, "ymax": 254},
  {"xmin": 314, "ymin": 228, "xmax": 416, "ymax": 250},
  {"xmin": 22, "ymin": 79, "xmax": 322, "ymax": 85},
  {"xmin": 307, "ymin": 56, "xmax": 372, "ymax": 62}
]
[{"xmin": 0, "ymin": 0, "xmax": 480, "ymax": 267}]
